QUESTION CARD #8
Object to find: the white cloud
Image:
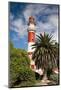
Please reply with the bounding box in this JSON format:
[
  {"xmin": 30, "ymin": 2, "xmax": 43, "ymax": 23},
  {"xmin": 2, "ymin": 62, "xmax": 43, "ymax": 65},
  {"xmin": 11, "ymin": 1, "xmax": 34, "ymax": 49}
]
[
  {"xmin": 48, "ymin": 15, "xmax": 58, "ymax": 42},
  {"xmin": 12, "ymin": 19, "xmax": 27, "ymax": 36},
  {"xmin": 48, "ymin": 15, "xmax": 58, "ymax": 30},
  {"xmin": 10, "ymin": 4, "xmax": 59, "ymax": 42},
  {"xmin": 9, "ymin": 13, "xmax": 14, "ymax": 20},
  {"xmin": 10, "ymin": 14, "xmax": 28, "ymax": 37},
  {"xmin": 36, "ymin": 14, "xmax": 58, "ymax": 42},
  {"xmin": 23, "ymin": 4, "xmax": 58, "ymax": 22},
  {"xmin": 23, "ymin": 4, "xmax": 48, "ymax": 22}
]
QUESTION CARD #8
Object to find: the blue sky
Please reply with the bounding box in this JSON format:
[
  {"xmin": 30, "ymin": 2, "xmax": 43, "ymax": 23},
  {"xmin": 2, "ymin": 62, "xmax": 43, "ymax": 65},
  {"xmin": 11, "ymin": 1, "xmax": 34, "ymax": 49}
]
[{"xmin": 9, "ymin": 2, "xmax": 59, "ymax": 50}]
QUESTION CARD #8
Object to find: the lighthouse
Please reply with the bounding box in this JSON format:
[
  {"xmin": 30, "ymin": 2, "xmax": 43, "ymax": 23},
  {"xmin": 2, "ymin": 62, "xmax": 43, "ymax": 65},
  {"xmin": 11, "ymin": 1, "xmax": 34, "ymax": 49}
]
[{"xmin": 27, "ymin": 16, "xmax": 36, "ymax": 69}]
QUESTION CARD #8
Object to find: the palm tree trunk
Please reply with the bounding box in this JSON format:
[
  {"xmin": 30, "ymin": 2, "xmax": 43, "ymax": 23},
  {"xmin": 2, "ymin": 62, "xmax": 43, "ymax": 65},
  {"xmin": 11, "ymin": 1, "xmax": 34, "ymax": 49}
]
[{"xmin": 42, "ymin": 71, "xmax": 48, "ymax": 82}]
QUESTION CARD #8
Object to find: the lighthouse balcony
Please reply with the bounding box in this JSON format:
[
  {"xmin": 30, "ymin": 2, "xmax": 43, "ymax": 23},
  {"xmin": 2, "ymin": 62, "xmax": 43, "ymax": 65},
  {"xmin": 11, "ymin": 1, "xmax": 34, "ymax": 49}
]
[{"xmin": 28, "ymin": 24, "xmax": 36, "ymax": 31}]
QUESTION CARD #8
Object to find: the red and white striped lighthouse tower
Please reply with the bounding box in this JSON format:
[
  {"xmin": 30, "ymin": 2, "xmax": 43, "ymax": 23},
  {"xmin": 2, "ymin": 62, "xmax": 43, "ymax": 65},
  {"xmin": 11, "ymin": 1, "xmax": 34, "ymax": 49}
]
[{"xmin": 27, "ymin": 16, "xmax": 36, "ymax": 69}]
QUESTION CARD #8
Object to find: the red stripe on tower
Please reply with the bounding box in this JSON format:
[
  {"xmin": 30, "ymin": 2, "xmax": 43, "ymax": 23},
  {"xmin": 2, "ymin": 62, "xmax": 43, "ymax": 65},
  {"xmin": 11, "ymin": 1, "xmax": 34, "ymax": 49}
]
[
  {"xmin": 27, "ymin": 16, "xmax": 36, "ymax": 69},
  {"xmin": 28, "ymin": 32, "xmax": 35, "ymax": 42}
]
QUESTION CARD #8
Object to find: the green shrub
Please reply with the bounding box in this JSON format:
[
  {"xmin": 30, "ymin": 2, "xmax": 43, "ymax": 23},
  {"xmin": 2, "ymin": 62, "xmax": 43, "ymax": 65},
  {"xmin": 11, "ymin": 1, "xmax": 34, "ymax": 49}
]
[
  {"xmin": 9, "ymin": 47, "xmax": 35, "ymax": 87},
  {"xmin": 19, "ymin": 67, "xmax": 35, "ymax": 81},
  {"xmin": 16, "ymin": 67, "xmax": 36, "ymax": 87},
  {"xmin": 10, "ymin": 66, "xmax": 35, "ymax": 87},
  {"xmin": 10, "ymin": 48, "xmax": 30, "ymax": 67},
  {"xmin": 49, "ymin": 73, "xmax": 59, "ymax": 85},
  {"xmin": 14, "ymin": 81, "xmax": 35, "ymax": 87}
]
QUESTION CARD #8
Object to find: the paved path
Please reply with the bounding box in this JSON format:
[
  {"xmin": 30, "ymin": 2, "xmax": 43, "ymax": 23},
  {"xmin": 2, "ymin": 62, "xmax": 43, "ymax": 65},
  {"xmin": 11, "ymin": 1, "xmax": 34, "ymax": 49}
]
[
  {"xmin": 35, "ymin": 82, "xmax": 48, "ymax": 85},
  {"xmin": 35, "ymin": 80, "xmax": 51, "ymax": 86}
]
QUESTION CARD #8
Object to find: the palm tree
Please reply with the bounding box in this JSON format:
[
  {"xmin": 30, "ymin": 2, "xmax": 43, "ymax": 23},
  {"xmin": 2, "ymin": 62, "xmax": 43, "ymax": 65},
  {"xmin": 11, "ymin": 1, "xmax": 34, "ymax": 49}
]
[{"xmin": 32, "ymin": 33, "xmax": 58, "ymax": 81}]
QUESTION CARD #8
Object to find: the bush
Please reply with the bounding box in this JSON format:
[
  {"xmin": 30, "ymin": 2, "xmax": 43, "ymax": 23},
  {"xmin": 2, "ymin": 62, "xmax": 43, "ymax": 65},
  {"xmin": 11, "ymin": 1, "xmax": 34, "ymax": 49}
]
[
  {"xmin": 10, "ymin": 48, "xmax": 30, "ymax": 67},
  {"xmin": 9, "ymin": 47, "xmax": 35, "ymax": 87},
  {"xmin": 49, "ymin": 73, "xmax": 59, "ymax": 85},
  {"xmin": 15, "ymin": 67, "xmax": 36, "ymax": 87},
  {"xmin": 14, "ymin": 81, "xmax": 35, "ymax": 87},
  {"xmin": 19, "ymin": 67, "xmax": 35, "ymax": 82}
]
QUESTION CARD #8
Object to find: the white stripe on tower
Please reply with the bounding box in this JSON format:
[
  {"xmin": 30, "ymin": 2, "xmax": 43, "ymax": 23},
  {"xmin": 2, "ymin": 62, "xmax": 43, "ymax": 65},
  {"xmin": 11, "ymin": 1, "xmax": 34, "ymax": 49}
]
[{"xmin": 28, "ymin": 42, "xmax": 35, "ymax": 52}]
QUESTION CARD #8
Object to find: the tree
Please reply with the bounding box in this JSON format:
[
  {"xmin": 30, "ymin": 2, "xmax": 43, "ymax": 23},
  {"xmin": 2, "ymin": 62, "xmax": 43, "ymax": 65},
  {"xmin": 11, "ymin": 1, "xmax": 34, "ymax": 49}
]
[
  {"xmin": 32, "ymin": 33, "xmax": 58, "ymax": 81},
  {"xmin": 9, "ymin": 42, "xmax": 35, "ymax": 87}
]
